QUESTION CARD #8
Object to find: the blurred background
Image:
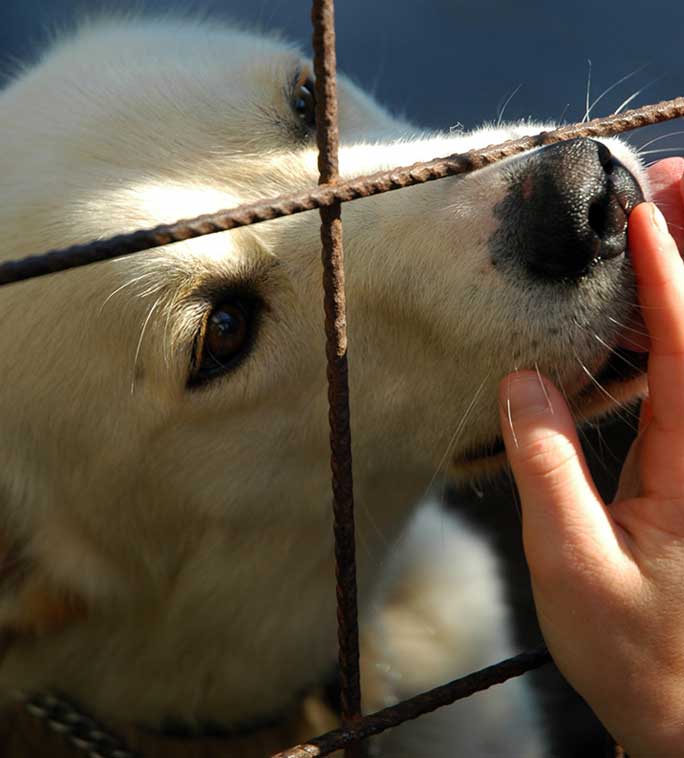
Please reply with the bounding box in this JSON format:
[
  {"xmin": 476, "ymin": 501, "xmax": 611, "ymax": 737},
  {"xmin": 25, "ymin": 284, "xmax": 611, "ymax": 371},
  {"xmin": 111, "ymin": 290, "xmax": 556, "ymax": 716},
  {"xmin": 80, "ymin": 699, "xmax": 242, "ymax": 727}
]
[
  {"xmin": 3, "ymin": 0, "xmax": 684, "ymax": 135},
  {"xmin": 2, "ymin": 1, "xmax": 683, "ymax": 756}
]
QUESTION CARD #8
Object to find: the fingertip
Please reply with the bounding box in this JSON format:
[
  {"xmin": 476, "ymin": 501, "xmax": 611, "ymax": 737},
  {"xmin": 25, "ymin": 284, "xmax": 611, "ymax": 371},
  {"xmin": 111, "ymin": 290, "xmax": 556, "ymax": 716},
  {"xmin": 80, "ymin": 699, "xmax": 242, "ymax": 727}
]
[
  {"xmin": 628, "ymin": 201, "xmax": 682, "ymax": 282},
  {"xmin": 498, "ymin": 370, "xmax": 584, "ymax": 491},
  {"xmin": 498, "ymin": 372, "xmax": 612, "ymax": 577},
  {"xmin": 646, "ymin": 159, "xmax": 684, "ymax": 252},
  {"xmin": 628, "ymin": 202, "xmax": 666, "ymax": 248},
  {"xmin": 650, "ymin": 203, "xmax": 670, "ymax": 236},
  {"xmin": 500, "ymin": 370, "xmax": 552, "ymax": 421},
  {"xmin": 498, "ymin": 370, "xmax": 556, "ymax": 455}
]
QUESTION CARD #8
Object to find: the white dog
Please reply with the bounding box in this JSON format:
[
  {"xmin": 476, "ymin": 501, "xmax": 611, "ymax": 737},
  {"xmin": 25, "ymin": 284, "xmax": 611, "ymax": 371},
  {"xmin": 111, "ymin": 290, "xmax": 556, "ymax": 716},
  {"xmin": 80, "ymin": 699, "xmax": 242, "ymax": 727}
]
[{"xmin": 0, "ymin": 17, "xmax": 649, "ymax": 757}]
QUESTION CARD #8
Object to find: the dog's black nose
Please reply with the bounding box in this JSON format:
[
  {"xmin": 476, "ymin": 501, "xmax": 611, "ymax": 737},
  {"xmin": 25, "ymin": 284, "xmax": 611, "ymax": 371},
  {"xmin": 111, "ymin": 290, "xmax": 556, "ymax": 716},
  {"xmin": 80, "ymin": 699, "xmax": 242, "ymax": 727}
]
[{"xmin": 500, "ymin": 137, "xmax": 644, "ymax": 279}]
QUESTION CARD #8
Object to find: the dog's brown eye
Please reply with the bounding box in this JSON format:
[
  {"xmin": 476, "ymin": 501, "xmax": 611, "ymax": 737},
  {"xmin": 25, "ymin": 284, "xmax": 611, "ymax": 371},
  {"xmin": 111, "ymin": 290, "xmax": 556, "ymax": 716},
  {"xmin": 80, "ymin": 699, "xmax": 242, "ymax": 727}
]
[
  {"xmin": 293, "ymin": 73, "xmax": 316, "ymax": 130},
  {"xmin": 191, "ymin": 302, "xmax": 252, "ymax": 385},
  {"xmin": 206, "ymin": 305, "xmax": 247, "ymax": 358}
]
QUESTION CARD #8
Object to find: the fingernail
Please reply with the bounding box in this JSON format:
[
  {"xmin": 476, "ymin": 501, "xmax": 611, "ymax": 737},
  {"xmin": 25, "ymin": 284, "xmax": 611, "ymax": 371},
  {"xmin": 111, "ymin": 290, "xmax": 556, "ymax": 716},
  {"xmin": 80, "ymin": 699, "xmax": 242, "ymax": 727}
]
[
  {"xmin": 506, "ymin": 374, "xmax": 552, "ymax": 421},
  {"xmin": 651, "ymin": 204, "xmax": 669, "ymax": 236}
]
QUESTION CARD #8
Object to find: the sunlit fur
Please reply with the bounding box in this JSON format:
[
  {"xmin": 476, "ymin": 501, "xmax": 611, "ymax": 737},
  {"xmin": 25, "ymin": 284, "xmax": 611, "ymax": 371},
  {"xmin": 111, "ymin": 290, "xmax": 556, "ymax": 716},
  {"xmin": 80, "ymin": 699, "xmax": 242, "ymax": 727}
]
[{"xmin": 0, "ymin": 17, "xmax": 648, "ymax": 756}]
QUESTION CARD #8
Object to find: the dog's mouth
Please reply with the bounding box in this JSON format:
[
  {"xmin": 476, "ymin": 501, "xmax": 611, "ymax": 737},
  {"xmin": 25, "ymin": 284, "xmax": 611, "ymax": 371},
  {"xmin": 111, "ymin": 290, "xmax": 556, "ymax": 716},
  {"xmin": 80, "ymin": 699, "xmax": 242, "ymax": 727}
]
[{"xmin": 456, "ymin": 316, "xmax": 649, "ymax": 474}]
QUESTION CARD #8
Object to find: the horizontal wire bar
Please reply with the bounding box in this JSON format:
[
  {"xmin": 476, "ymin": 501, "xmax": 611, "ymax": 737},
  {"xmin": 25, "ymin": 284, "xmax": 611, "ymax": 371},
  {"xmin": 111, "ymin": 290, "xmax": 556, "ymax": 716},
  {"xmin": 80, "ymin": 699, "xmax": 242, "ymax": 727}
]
[
  {"xmin": 271, "ymin": 646, "xmax": 552, "ymax": 757},
  {"xmin": 0, "ymin": 96, "xmax": 682, "ymax": 288}
]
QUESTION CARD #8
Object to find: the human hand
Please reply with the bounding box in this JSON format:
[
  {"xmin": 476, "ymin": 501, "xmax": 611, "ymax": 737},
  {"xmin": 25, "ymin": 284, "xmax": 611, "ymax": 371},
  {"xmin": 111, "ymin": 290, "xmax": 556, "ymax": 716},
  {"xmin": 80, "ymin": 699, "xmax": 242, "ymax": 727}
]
[{"xmin": 499, "ymin": 158, "xmax": 684, "ymax": 757}]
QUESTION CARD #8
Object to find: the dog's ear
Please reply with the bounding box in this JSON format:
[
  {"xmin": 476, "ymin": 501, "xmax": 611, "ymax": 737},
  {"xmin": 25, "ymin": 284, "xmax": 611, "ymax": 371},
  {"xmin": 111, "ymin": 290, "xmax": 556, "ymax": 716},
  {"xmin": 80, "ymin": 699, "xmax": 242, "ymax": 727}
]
[
  {"xmin": 0, "ymin": 571, "xmax": 88, "ymax": 641},
  {"xmin": 0, "ymin": 533, "xmax": 89, "ymax": 654}
]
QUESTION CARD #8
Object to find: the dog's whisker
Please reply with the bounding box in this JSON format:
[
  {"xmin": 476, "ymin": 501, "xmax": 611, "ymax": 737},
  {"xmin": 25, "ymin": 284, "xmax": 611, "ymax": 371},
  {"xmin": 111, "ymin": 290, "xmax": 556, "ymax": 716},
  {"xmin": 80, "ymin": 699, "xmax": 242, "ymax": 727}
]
[
  {"xmin": 614, "ymin": 77, "xmax": 662, "ymax": 114},
  {"xmin": 356, "ymin": 501, "xmax": 390, "ymax": 552},
  {"xmin": 505, "ymin": 377, "xmax": 519, "ymax": 449},
  {"xmin": 638, "ymin": 147, "xmax": 684, "ymax": 157},
  {"xmin": 423, "ymin": 373, "xmax": 490, "ymax": 501},
  {"xmin": 550, "ymin": 364, "xmax": 626, "ymax": 470},
  {"xmin": 533, "ymin": 361, "xmax": 553, "ymax": 414},
  {"xmin": 636, "ymin": 129, "xmax": 684, "ymax": 152},
  {"xmin": 394, "ymin": 376, "xmax": 491, "ymax": 561},
  {"xmin": 606, "ymin": 314, "xmax": 658, "ymax": 338},
  {"xmin": 496, "ymin": 83, "xmax": 523, "ymax": 127},
  {"xmin": 571, "ymin": 348, "xmax": 640, "ymax": 425},
  {"xmin": 99, "ymin": 274, "xmax": 155, "ymax": 314},
  {"xmin": 588, "ymin": 416, "xmax": 628, "ymax": 468},
  {"xmin": 582, "ymin": 59, "xmax": 593, "ymax": 123},
  {"xmin": 130, "ymin": 296, "xmax": 163, "ymax": 395},
  {"xmin": 577, "ymin": 420, "xmax": 616, "ymax": 479},
  {"xmin": 591, "ymin": 333, "xmax": 645, "ymax": 373},
  {"xmin": 552, "ymin": 365, "xmax": 577, "ymax": 417},
  {"xmin": 585, "ymin": 64, "xmax": 648, "ymax": 122}
]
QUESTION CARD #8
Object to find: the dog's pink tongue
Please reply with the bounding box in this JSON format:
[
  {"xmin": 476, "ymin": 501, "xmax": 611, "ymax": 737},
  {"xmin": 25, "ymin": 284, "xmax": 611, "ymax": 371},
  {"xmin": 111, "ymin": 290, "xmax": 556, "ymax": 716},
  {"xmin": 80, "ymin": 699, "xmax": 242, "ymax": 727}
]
[{"xmin": 616, "ymin": 158, "xmax": 684, "ymax": 353}]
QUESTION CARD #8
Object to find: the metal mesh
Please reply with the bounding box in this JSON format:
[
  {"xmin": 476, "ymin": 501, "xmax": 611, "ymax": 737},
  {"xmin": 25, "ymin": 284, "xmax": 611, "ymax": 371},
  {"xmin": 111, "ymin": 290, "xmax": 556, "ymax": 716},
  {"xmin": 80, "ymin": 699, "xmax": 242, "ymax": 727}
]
[{"xmin": 5, "ymin": 1, "xmax": 679, "ymax": 756}]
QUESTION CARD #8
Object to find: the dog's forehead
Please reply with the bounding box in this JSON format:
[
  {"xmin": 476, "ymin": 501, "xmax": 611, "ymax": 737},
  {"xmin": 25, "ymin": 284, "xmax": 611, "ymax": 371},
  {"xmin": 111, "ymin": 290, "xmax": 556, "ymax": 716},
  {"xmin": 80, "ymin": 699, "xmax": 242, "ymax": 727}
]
[
  {"xmin": 2, "ymin": 20, "xmax": 307, "ymax": 174},
  {"xmin": 46, "ymin": 20, "xmax": 304, "ymax": 87}
]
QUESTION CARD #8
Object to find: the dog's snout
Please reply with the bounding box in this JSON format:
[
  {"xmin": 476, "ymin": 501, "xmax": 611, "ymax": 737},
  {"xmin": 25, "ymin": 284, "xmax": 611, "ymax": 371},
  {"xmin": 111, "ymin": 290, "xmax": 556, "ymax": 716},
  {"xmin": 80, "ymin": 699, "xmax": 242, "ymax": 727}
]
[{"xmin": 501, "ymin": 138, "xmax": 644, "ymax": 279}]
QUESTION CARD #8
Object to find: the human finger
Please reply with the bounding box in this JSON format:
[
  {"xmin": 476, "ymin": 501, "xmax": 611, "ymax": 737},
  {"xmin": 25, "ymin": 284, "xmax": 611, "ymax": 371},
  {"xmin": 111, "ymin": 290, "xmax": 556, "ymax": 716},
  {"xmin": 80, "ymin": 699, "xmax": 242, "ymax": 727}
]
[
  {"xmin": 628, "ymin": 203, "xmax": 684, "ymax": 430},
  {"xmin": 499, "ymin": 371, "xmax": 618, "ymax": 573},
  {"xmin": 647, "ymin": 157, "xmax": 684, "ymax": 253}
]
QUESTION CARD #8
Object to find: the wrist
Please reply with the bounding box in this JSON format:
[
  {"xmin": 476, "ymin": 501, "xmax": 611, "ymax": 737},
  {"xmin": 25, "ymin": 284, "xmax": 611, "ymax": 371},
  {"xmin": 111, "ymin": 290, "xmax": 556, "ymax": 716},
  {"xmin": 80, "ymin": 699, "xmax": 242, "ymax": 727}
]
[{"xmin": 597, "ymin": 683, "xmax": 684, "ymax": 758}]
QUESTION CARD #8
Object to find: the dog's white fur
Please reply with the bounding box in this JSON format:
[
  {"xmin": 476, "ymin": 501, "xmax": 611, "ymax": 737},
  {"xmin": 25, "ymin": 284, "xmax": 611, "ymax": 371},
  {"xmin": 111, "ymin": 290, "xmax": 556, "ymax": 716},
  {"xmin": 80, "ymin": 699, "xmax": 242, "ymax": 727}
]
[{"xmin": 0, "ymin": 17, "xmax": 648, "ymax": 755}]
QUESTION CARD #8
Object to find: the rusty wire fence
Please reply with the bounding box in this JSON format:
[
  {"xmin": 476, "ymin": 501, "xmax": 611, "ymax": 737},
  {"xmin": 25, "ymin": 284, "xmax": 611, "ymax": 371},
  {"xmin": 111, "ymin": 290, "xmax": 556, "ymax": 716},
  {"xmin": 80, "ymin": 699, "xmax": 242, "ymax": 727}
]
[{"xmin": 1, "ymin": 1, "xmax": 684, "ymax": 757}]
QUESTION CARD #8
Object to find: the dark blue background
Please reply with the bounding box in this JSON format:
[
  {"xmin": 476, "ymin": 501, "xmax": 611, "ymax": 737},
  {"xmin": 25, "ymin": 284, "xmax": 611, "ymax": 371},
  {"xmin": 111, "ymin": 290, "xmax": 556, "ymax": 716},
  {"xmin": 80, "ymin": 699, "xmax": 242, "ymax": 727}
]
[{"xmin": 3, "ymin": 0, "xmax": 684, "ymax": 143}]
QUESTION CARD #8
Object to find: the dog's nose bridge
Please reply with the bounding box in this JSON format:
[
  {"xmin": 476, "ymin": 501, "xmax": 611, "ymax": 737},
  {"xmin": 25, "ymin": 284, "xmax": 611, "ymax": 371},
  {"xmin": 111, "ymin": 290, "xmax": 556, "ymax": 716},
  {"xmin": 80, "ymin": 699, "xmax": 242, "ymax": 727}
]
[{"xmin": 502, "ymin": 137, "xmax": 644, "ymax": 279}]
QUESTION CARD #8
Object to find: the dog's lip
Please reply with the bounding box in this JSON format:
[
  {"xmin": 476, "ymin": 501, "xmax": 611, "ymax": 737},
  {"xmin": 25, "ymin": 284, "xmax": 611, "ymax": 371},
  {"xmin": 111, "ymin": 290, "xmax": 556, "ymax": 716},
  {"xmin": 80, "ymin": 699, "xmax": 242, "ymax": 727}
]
[
  {"xmin": 460, "ymin": 436, "xmax": 506, "ymax": 465},
  {"xmin": 455, "ymin": 342, "xmax": 647, "ymax": 471},
  {"xmin": 614, "ymin": 306, "xmax": 650, "ymax": 353},
  {"xmin": 571, "ymin": 342, "xmax": 647, "ymax": 408}
]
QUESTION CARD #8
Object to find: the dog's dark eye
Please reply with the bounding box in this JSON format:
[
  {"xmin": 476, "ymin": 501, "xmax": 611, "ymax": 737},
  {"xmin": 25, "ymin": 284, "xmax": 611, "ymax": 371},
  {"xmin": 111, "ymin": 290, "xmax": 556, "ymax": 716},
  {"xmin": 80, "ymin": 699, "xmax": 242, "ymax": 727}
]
[
  {"xmin": 190, "ymin": 302, "xmax": 252, "ymax": 385},
  {"xmin": 293, "ymin": 73, "xmax": 316, "ymax": 130}
]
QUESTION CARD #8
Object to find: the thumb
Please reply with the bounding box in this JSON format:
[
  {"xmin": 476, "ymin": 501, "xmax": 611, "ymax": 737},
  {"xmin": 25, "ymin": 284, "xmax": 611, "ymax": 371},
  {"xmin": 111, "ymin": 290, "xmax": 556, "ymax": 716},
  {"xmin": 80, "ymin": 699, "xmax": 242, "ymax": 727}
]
[{"xmin": 498, "ymin": 371, "xmax": 617, "ymax": 574}]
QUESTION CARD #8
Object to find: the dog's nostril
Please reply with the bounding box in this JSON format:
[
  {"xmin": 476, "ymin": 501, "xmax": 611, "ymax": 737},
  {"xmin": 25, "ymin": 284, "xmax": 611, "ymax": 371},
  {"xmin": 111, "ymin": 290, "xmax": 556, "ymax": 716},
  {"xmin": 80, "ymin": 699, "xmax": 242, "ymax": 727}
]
[
  {"xmin": 588, "ymin": 192, "xmax": 626, "ymax": 240},
  {"xmin": 597, "ymin": 141, "xmax": 615, "ymax": 175},
  {"xmin": 588, "ymin": 199, "xmax": 609, "ymax": 239},
  {"xmin": 589, "ymin": 193, "xmax": 629, "ymax": 262}
]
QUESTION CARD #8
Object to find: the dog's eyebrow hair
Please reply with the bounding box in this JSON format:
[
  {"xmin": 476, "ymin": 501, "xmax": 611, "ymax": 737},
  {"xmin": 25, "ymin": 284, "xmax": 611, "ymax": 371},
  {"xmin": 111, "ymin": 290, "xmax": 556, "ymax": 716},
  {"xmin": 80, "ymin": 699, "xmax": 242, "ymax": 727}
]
[{"xmin": 189, "ymin": 259, "xmax": 279, "ymax": 305}]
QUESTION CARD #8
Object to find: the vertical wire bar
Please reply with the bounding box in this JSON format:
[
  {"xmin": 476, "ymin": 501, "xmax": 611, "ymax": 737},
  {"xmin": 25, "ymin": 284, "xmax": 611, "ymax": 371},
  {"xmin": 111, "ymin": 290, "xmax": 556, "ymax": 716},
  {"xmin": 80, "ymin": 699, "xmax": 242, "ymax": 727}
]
[{"xmin": 311, "ymin": 1, "xmax": 364, "ymax": 756}]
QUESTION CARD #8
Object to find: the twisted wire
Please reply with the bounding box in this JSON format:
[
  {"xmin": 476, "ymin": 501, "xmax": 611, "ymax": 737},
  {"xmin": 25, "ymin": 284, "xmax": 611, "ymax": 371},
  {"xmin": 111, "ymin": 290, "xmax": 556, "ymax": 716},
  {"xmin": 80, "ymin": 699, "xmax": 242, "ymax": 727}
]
[
  {"xmin": 272, "ymin": 647, "xmax": 552, "ymax": 757},
  {"xmin": 312, "ymin": 3, "xmax": 364, "ymax": 756}
]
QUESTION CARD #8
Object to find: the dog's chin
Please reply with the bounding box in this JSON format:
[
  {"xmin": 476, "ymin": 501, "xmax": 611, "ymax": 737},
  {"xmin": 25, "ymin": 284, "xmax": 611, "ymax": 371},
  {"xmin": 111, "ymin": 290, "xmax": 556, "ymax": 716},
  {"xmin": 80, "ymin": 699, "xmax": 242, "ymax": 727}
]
[{"xmin": 451, "ymin": 346, "xmax": 648, "ymax": 480}]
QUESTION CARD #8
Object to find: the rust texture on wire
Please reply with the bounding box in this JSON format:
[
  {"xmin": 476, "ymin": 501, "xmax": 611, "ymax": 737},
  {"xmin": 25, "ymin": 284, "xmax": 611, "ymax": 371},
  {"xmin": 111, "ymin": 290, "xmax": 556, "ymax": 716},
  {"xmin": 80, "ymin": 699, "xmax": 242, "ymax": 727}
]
[
  {"xmin": 271, "ymin": 646, "xmax": 552, "ymax": 758},
  {"xmin": 311, "ymin": 1, "xmax": 364, "ymax": 756},
  {"xmin": 3, "ymin": 3, "xmax": 682, "ymax": 752},
  {"xmin": 0, "ymin": 96, "xmax": 682, "ymax": 288}
]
